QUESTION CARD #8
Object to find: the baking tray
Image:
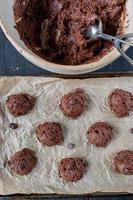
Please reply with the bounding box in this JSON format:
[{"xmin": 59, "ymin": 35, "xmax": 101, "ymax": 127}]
[{"xmin": 0, "ymin": 72, "xmax": 133, "ymax": 200}]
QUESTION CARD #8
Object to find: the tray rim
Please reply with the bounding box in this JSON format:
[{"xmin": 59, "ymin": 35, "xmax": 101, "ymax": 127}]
[{"xmin": 2, "ymin": 71, "xmax": 133, "ymax": 79}]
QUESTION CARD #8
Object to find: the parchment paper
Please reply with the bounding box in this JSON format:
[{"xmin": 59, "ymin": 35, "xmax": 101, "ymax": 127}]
[{"xmin": 0, "ymin": 76, "xmax": 133, "ymax": 195}]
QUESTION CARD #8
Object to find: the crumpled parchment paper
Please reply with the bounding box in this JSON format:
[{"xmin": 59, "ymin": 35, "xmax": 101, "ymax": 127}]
[{"xmin": 0, "ymin": 76, "xmax": 133, "ymax": 195}]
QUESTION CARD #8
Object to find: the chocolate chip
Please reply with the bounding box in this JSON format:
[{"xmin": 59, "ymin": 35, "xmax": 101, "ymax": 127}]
[
  {"xmin": 130, "ymin": 128, "xmax": 133, "ymax": 134},
  {"xmin": 67, "ymin": 143, "xmax": 75, "ymax": 150},
  {"xmin": 9, "ymin": 123, "xmax": 19, "ymax": 130}
]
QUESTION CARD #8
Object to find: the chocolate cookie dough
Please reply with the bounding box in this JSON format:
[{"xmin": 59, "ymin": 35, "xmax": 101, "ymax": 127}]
[
  {"xmin": 59, "ymin": 158, "xmax": 86, "ymax": 182},
  {"xmin": 87, "ymin": 122, "xmax": 113, "ymax": 147},
  {"xmin": 36, "ymin": 122, "xmax": 63, "ymax": 146},
  {"xmin": 59, "ymin": 89, "xmax": 86, "ymax": 119},
  {"xmin": 13, "ymin": 0, "xmax": 126, "ymax": 65},
  {"xmin": 7, "ymin": 148, "xmax": 37, "ymax": 176},
  {"xmin": 6, "ymin": 93, "xmax": 35, "ymax": 117},
  {"xmin": 112, "ymin": 150, "xmax": 133, "ymax": 175},
  {"xmin": 108, "ymin": 89, "xmax": 133, "ymax": 118}
]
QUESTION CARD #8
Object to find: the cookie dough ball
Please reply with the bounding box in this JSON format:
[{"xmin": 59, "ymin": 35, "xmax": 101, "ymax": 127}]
[
  {"xmin": 7, "ymin": 148, "xmax": 37, "ymax": 176},
  {"xmin": 59, "ymin": 89, "xmax": 86, "ymax": 119},
  {"xmin": 6, "ymin": 93, "xmax": 35, "ymax": 117},
  {"xmin": 36, "ymin": 122, "xmax": 63, "ymax": 146},
  {"xmin": 58, "ymin": 158, "xmax": 86, "ymax": 182},
  {"xmin": 108, "ymin": 89, "xmax": 133, "ymax": 118},
  {"xmin": 87, "ymin": 122, "xmax": 113, "ymax": 147},
  {"xmin": 112, "ymin": 150, "xmax": 133, "ymax": 175}
]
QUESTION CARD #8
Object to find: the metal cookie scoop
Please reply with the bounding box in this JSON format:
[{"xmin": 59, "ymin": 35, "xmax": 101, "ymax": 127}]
[{"xmin": 86, "ymin": 17, "xmax": 133, "ymax": 65}]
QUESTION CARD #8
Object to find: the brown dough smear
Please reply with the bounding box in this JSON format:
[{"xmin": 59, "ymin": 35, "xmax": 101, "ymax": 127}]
[
  {"xmin": 36, "ymin": 122, "xmax": 63, "ymax": 146},
  {"xmin": 108, "ymin": 89, "xmax": 133, "ymax": 118},
  {"xmin": 59, "ymin": 158, "xmax": 86, "ymax": 182},
  {"xmin": 112, "ymin": 150, "xmax": 133, "ymax": 175},
  {"xmin": 87, "ymin": 122, "xmax": 113, "ymax": 147},
  {"xmin": 7, "ymin": 148, "xmax": 37, "ymax": 176},
  {"xmin": 59, "ymin": 89, "xmax": 86, "ymax": 119},
  {"xmin": 6, "ymin": 93, "xmax": 35, "ymax": 117},
  {"xmin": 13, "ymin": 0, "xmax": 126, "ymax": 65}
]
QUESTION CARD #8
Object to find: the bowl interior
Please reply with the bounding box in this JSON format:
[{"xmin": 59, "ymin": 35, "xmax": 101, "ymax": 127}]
[{"xmin": 0, "ymin": 0, "xmax": 133, "ymax": 74}]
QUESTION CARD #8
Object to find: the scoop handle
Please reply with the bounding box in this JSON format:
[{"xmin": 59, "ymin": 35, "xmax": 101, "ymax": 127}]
[
  {"xmin": 115, "ymin": 34, "xmax": 133, "ymax": 66},
  {"xmin": 98, "ymin": 33, "xmax": 133, "ymax": 66}
]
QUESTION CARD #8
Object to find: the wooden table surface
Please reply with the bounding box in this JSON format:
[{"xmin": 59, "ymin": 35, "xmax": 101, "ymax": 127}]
[{"xmin": 0, "ymin": 28, "xmax": 133, "ymax": 200}]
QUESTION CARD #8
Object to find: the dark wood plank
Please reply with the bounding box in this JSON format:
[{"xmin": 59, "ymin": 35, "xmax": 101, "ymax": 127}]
[{"xmin": 1, "ymin": 194, "xmax": 133, "ymax": 200}]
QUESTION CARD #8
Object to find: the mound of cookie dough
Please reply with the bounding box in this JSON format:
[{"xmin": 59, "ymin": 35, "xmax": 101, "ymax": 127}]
[
  {"xmin": 13, "ymin": 0, "xmax": 126, "ymax": 65},
  {"xmin": 59, "ymin": 89, "xmax": 86, "ymax": 119},
  {"xmin": 7, "ymin": 148, "xmax": 37, "ymax": 176},
  {"xmin": 36, "ymin": 122, "xmax": 63, "ymax": 146},
  {"xmin": 6, "ymin": 93, "xmax": 35, "ymax": 117},
  {"xmin": 59, "ymin": 158, "xmax": 86, "ymax": 182},
  {"xmin": 87, "ymin": 122, "xmax": 113, "ymax": 147},
  {"xmin": 112, "ymin": 150, "xmax": 133, "ymax": 175},
  {"xmin": 108, "ymin": 89, "xmax": 133, "ymax": 118}
]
